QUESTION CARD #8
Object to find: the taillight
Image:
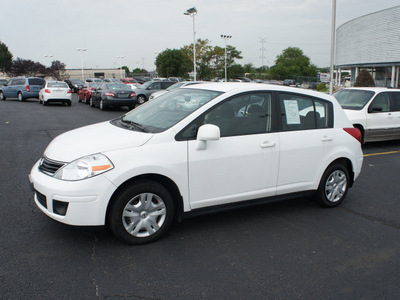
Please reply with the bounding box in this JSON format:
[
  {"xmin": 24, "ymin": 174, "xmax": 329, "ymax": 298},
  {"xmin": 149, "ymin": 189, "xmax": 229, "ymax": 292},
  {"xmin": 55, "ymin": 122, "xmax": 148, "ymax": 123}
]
[
  {"xmin": 45, "ymin": 89, "xmax": 50, "ymax": 93},
  {"xmin": 344, "ymin": 128, "xmax": 362, "ymax": 143},
  {"xmin": 105, "ymin": 92, "xmax": 115, "ymax": 97},
  {"xmin": 68, "ymin": 89, "xmax": 72, "ymax": 94},
  {"xmin": 25, "ymin": 85, "xmax": 30, "ymax": 92},
  {"xmin": 130, "ymin": 92, "xmax": 136, "ymax": 97}
]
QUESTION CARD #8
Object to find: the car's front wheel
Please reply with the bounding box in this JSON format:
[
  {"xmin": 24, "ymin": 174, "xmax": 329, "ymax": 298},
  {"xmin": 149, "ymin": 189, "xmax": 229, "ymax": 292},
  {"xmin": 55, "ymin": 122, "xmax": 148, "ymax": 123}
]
[
  {"xmin": 90, "ymin": 96, "xmax": 95, "ymax": 107},
  {"xmin": 100, "ymin": 99, "xmax": 107, "ymax": 110},
  {"xmin": 316, "ymin": 162, "xmax": 350, "ymax": 207},
  {"xmin": 0, "ymin": 91, "xmax": 6, "ymax": 100},
  {"xmin": 108, "ymin": 180, "xmax": 175, "ymax": 245}
]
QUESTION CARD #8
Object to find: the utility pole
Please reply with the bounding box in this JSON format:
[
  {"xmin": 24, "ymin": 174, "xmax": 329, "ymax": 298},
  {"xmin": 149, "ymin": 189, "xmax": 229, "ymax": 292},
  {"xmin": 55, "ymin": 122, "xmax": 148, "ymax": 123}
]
[{"xmin": 259, "ymin": 37, "xmax": 267, "ymax": 68}]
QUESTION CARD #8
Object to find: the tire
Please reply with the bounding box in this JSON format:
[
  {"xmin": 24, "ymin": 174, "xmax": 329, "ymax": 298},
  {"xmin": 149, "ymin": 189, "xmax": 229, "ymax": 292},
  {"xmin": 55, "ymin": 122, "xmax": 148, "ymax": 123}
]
[
  {"xmin": 0, "ymin": 91, "xmax": 6, "ymax": 100},
  {"xmin": 137, "ymin": 95, "xmax": 147, "ymax": 104},
  {"xmin": 90, "ymin": 96, "xmax": 95, "ymax": 107},
  {"xmin": 316, "ymin": 163, "xmax": 350, "ymax": 208},
  {"xmin": 100, "ymin": 99, "xmax": 107, "ymax": 110},
  {"xmin": 67, "ymin": 101, "xmax": 72, "ymax": 106},
  {"xmin": 18, "ymin": 92, "xmax": 24, "ymax": 102},
  {"xmin": 84, "ymin": 95, "xmax": 89, "ymax": 105},
  {"xmin": 108, "ymin": 180, "xmax": 175, "ymax": 245},
  {"xmin": 43, "ymin": 101, "xmax": 48, "ymax": 106}
]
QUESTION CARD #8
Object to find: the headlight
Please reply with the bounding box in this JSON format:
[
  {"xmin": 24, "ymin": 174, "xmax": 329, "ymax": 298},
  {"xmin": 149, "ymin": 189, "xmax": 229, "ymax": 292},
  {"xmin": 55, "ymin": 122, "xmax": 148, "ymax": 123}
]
[{"xmin": 54, "ymin": 153, "xmax": 114, "ymax": 181}]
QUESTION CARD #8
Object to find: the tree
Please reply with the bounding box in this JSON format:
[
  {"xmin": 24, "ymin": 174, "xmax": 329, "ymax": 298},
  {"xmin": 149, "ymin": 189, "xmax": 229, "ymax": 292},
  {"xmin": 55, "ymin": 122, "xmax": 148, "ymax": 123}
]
[
  {"xmin": 121, "ymin": 66, "xmax": 130, "ymax": 76},
  {"xmin": 155, "ymin": 49, "xmax": 191, "ymax": 78},
  {"xmin": 228, "ymin": 64, "xmax": 245, "ymax": 79},
  {"xmin": 0, "ymin": 41, "xmax": 13, "ymax": 73},
  {"xmin": 354, "ymin": 69, "xmax": 375, "ymax": 87},
  {"xmin": 269, "ymin": 47, "xmax": 317, "ymax": 79},
  {"xmin": 47, "ymin": 60, "xmax": 66, "ymax": 80},
  {"xmin": 8, "ymin": 58, "xmax": 46, "ymax": 77}
]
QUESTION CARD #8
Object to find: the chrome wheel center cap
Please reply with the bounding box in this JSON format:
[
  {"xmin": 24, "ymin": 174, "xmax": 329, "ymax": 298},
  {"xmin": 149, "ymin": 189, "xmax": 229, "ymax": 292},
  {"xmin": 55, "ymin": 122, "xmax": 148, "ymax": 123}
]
[{"xmin": 140, "ymin": 211, "xmax": 148, "ymax": 219}]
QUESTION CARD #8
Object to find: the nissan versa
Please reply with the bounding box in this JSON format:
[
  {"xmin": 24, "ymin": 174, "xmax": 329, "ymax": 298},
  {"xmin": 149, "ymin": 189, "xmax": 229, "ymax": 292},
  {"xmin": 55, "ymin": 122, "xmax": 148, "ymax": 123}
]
[{"xmin": 29, "ymin": 83, "xmax": 363, "ymax": 244}]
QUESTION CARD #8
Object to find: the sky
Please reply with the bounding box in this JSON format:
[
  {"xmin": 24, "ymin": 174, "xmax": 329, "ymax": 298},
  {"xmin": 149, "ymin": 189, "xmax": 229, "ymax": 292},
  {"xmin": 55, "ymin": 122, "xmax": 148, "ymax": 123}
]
[{"xmin": 1, "ymin": 0, "xmax": 399, "ymax": 71}]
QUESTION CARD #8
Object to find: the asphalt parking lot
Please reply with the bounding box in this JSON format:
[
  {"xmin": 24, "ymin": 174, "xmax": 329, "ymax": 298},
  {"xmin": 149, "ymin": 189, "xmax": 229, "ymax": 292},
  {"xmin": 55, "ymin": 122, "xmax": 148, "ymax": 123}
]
[{"xmin": 1, "ymin": 94, "xmax": 400, "ymax": 299}]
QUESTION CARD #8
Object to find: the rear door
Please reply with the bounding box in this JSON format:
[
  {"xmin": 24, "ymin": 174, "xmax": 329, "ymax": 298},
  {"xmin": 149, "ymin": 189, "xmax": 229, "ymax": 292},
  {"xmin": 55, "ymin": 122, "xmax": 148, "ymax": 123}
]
[
  {"xmin": 277, "ymin": 92, "xmax": 334, "ymax": 194},
  {"xmin": 389, "ymin": 92, "xmax": 400, "ymax": 138}
]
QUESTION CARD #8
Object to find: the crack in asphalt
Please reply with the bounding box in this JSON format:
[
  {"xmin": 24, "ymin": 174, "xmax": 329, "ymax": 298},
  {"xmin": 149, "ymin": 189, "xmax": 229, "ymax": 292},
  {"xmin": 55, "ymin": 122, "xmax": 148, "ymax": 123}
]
[
  {"xmin": 344, "ymin": 208, "xmax": 400, "ymax": 230},
  {"xmin": 89, "ymin": 236, "xmax": 100, "ymax": 299}
]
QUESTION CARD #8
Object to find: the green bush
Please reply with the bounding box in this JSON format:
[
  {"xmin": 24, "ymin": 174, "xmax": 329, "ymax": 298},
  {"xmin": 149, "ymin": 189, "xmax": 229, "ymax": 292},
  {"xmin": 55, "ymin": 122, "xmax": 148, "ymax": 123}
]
[{"xmin": 316, "ymin": 83, "xmax": 326, "ymax": 91}]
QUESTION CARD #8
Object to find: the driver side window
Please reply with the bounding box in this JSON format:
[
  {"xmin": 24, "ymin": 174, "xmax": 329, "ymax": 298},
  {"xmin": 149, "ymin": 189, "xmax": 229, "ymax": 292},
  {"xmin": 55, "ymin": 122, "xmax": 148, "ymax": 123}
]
[{"xmin": 369, "ymin": 93, "xmax": 390, "ymax": 113}]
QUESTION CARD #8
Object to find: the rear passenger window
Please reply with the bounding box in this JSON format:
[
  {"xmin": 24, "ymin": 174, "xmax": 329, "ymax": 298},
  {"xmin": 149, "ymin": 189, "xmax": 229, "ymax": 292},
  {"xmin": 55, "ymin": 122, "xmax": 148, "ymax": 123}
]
[
  {"xmin": 390, "ymin": 92, "xmax": 400, "ymax": 111},
  {"xmin": 279, "ymin": 93, "xmax": 331, "ymax": 131}
]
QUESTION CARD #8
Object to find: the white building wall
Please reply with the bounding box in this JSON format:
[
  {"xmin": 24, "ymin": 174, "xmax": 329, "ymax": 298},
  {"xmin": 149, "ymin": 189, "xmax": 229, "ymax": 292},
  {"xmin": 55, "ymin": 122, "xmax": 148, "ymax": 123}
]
[{"xmin": 336, "ymin": 5, "xmax": 400, "ymax": 67}]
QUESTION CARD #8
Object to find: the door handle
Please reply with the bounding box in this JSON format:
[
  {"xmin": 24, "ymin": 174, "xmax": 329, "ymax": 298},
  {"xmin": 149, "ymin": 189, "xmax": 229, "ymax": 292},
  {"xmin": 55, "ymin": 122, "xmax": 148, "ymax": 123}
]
[
  {"xmin": 321, "ymin": 136, "xmax": 333, "ymax": 142},
  {"xmin": 260, "ymin": 141, "xmax": 276, "ymax": 148}
]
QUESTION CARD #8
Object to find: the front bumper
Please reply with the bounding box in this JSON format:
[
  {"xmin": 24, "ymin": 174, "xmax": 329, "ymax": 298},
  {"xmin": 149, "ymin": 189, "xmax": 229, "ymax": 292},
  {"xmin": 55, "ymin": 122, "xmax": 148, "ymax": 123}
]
[{"xmin": 29, "ymin": 160, "xmax": 117, "ymax": 226}]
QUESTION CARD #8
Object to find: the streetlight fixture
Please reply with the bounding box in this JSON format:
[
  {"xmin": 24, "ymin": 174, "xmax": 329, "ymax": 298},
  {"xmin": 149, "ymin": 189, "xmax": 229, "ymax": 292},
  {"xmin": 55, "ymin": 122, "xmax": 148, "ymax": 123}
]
[
  {"xmin": 184, "ymin": 7, "xmax": 197, "ymax": 81},
  {"xmin": 44, "ymin": 55, "xmax": 54, "ymax": 67},
  {"xmin": 221, "ymin": 35, "xmax": 232, "ymax": 82},
  {"xmin": 116, "ymin": 56, "xmax": 124, "ymax": 78},
  {"xmin": 76, "ymin": 48, "xmax": 87, "ymax": 82}
]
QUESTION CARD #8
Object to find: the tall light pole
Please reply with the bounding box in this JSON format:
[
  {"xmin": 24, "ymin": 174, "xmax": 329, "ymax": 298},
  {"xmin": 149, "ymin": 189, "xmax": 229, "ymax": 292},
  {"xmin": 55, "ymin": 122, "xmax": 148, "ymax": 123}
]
[
  {"xmin": 116, "ymin": 56, "xmax": 124, "ymax": 78},
  {"xmin": 221, "ymin": 35, "xmax": 232, "ymax": 82},
  {"xmin": 44, "ymin": 55, "xmax": 53, "ymax": 67},
  {"xmin": 329, "ymin": 0, "xmax": 336, "ymax": 95},
  {"xmin": 76, "ymin": 48, "xmax": 87, "ymax": 82},
  {"xmin": 184, "ymin": 7, "xmax": 197, "ymax": 81}
]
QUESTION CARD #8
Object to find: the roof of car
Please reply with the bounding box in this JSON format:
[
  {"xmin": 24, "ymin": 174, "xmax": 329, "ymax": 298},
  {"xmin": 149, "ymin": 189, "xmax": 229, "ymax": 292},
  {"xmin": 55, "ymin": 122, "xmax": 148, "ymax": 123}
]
[
  {"xmin": 338, "ymin": 87, "xmax": 399, "ymax": 92},
  {"xmin": 181, "ymin": 82, "xmax": 334, "ymax": 100}
]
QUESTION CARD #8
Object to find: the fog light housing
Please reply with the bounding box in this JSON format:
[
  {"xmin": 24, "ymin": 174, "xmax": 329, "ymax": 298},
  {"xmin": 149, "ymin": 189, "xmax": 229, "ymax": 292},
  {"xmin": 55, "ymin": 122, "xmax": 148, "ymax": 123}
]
[{"xmin": 53, "ymin": 200, "xmax": 69, "ymax": 216}]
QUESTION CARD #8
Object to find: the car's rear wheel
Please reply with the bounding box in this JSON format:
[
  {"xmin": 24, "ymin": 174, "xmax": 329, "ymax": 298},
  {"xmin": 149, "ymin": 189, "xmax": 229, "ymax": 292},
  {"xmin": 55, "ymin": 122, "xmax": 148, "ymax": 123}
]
[
  {"xmin": 316, "ymin": 163, "xmax": 349, "ymax": 207},
  {"xmin": 108, "ymin": 180, "xmax": 174, "ymax": 245},
  {"xmin": 84, "ymin": 95, "xmax": 89, "ymax": 104},
  {"xmin": 18, "ymin": 92, "xmax": 24, "ymax": 102},
  {"xmin": 0, "ymin": 91, "xmax": 6, "ymax": 100},
  {"xmin": 137, "ymin": 95, "xmax": 146, "ymax": 104},
  {"xmin": 100, "ymin": 99, "xmax": 107, "ymax": 110},
  {"xmin": 90, "ymin": 96, "xmax": 95, "ymax": 107}
]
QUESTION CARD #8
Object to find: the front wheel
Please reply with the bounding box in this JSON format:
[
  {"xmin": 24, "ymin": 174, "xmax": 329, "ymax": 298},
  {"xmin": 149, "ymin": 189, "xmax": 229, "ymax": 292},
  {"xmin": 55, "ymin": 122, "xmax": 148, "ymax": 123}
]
[
  {"xmin": 0, "ymin": 91, "xmax": 6, "ymax": 100},
  {"xmin": 100, "ymin": 99, "xmax": 107, "ymax": 110},
  {"xmin": 316, "ymin": 163, "xmax": 350, "ymax": 208},
  {"xmin": 84, "ymin": 95, "xmax": 89, "ymax": 104},
  {"xmin": 90, "ymin": 96, "xmax": 95, "ymax": 107},
  {"xmin": 108, "ymin": 180, "xmax": 175, "ymax": 245}
]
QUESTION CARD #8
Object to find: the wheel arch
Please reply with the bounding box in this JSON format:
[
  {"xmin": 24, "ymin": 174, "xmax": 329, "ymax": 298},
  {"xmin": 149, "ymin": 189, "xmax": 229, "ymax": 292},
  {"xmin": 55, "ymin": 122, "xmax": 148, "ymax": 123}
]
[
  {"xmin": 352, "ymin": 123, "xmax": 365, "ymax": 143},
  {"xmin": 105, "ymin": 173, "xmax": 184, "ymax": 224},
  {"xmin": 325, "ymin": 157, "xmax": 354, "ymax": 187}
]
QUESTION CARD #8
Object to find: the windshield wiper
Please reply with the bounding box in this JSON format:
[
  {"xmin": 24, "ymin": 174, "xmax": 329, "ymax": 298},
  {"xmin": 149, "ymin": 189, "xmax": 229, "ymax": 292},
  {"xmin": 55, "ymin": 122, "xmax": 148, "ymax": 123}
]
[{"xmin": 120, "ymin": 119, "xmax": 149, "ymax": 132}]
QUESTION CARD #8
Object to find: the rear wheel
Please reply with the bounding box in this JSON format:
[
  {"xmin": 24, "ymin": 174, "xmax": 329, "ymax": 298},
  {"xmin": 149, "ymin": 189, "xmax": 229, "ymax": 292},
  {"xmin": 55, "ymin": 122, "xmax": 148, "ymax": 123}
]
[
  {"xmin": 100, "ymin": 99, "xmax": 107, "ymax": 110},
  {"xmin": 18, "ymin": 92, "xmax": 24, "ymax": 102},
  {"xmin": 90, "ymin": 96, "xmax": 95, "ymax": 107},
  {"xmin": 0, "ymin": 91, "xmax": 6, "ymax": 100},
  {"xmin": 84, "ymin": 95, "xmax": 89, "ymax": 104},
  {"xmin": 108, "ymin": 180, "xmax": 175, "ymax": 245},
  {"xmin": 316, "ymin": 163, "xmax": 350, "ymax": 207},
  {"xmin": 137, "ymin": 95, "xmax": 146, "ymax": 104}
]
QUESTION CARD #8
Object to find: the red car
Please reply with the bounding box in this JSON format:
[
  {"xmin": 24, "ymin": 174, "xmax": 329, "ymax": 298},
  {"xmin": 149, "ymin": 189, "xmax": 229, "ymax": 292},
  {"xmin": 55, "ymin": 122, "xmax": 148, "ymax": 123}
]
[
  {"xmin": 120, "ymin": 78, "xmax": 140, "ymax": 85},
  {"xmin": 78, "ymin": 82, "xmax": 101, "ymax": 104}
]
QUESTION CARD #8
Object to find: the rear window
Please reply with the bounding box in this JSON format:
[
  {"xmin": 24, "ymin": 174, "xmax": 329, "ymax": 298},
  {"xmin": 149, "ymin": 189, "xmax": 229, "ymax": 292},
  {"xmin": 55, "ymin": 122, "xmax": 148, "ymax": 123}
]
[
  {"xmin": 334, "ymin": 89, "xmax": 375, "ymax": 110},
  {"xmin": 48, "ymin": 82, "xmax": 69, "ymax": 88},
  {"xmin": 29, "ymin": 78, "xmax": 45, "ymax": 86}
]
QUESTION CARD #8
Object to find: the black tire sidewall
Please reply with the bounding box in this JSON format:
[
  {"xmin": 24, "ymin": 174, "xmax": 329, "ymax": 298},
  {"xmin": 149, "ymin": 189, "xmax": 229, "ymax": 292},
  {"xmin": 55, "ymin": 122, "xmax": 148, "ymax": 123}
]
[
  {"xmin": 317, "ymin": 163, "xmax": 350, "ymax": 208},
  {"xmin": 109, "ymin": 180, "xmax": 175, "ymax": 245}
]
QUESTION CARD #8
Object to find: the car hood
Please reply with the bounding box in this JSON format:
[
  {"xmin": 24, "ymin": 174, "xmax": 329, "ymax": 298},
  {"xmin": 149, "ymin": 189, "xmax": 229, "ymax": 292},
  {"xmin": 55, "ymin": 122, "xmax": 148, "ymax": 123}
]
[{"xmin": 44, "ymin": 121, "xmax": 153, "ymax": 162}]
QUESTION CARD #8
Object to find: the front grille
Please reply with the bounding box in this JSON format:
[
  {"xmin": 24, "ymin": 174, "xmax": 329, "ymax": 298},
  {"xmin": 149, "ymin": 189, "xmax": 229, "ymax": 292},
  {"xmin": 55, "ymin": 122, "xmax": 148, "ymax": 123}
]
[
  {"xmin": 35, "ymin": 190, "xmax": 47, "ymax": 208},
  {"xmin": 38, "ymin": 157, "xmax": 65, "ymax": 176}
]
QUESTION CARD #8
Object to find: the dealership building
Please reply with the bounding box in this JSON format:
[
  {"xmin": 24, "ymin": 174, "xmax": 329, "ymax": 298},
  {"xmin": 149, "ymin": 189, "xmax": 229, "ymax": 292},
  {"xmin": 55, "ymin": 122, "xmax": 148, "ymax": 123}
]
[{"xmin": 335, "ymin": 5, "xmax": 400, "ymax": 88}]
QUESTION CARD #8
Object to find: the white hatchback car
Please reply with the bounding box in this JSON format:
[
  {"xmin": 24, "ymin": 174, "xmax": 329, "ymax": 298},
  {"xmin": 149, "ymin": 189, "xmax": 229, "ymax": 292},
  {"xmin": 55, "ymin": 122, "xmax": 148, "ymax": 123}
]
[
  {"xmin": 334, "ymin": 87, "xmax": 400, "ymax": 143},
  {"xmin": 39, "ymin": 81, "xmax": 72, "ymax": 106},
  {"xmin": 29, "ymin": 83, "xmax": 363, "ymax": 244}
]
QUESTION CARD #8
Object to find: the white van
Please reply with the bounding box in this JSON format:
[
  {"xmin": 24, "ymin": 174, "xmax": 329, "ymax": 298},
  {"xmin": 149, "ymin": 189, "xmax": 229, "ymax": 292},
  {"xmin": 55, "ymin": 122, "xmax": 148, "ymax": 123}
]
[{"xmin": 29, "ymin": 83, "xmax": 363, "ymax": 244}]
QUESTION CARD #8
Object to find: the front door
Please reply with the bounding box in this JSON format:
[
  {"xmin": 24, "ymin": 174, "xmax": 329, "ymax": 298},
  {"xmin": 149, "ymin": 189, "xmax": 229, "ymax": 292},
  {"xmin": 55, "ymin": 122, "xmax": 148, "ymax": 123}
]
[{"xmin": 186, "ymin": 92, "xmax": 279, "ymax": 209}]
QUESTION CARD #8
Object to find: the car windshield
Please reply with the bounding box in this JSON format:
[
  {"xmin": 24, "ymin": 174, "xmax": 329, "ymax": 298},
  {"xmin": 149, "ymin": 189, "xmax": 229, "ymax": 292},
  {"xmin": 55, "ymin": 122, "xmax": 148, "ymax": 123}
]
[
  {"xmin": 71, "ymin": 80, "xmax": 83, "ymax": 84},
  {"xmin": 105, "ymin": 84, "xmax": 131, "ymax": 90},
  {"xmin": 140, "ymin": 81, "xmax": 152, "ymax": 89},
  {"xmin": 333, "ymin": 89, "xmax": 375, "ymax": 110},
  {"xmin": 113, "ymin": 88, "xmax": 222, "ymax": 133},
  {"xmin": 48, "ymin": 82, "xmax": 69, "ymax": 88},
  {"xmin": 90, "ymin": 82, "xmax": 101, "ymax": 88}
]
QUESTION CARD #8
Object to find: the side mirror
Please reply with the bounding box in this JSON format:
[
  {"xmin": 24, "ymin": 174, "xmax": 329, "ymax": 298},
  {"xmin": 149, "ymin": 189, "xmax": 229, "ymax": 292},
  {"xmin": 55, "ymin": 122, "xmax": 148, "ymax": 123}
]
[
  {"xmin": 196, "ymin": 124, "xmax": 220, "ymax": 150},
  {"xmin": 369, "ymin": 106, "xmax": 383, "ymax": 113}
]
